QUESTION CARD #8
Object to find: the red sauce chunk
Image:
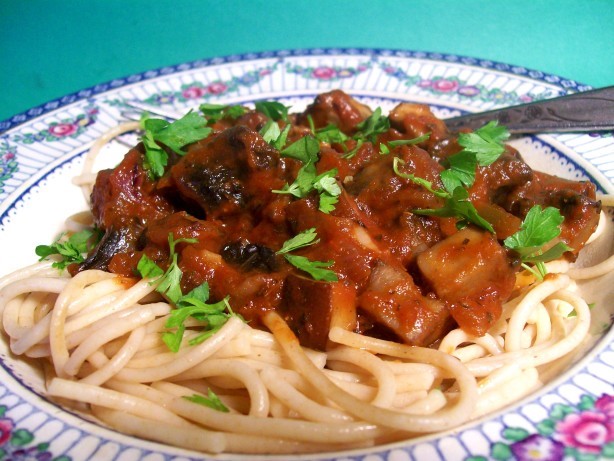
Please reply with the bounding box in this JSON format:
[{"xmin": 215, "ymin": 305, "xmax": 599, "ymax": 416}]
[{"xmin": 82, "ymin": 91, "xmax": 601, "ymax": 350}]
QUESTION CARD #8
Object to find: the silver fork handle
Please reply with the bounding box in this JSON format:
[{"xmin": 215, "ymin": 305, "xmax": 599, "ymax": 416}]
[{"xmin": 444, "ymin": 86, "xmax": 614, "ymax": 134}]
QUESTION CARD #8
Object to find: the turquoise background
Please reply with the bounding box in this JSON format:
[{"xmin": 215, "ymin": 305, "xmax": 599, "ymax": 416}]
[{"xmin": 1, "ymin": 0, "xmax": 613, "ymax": 123}]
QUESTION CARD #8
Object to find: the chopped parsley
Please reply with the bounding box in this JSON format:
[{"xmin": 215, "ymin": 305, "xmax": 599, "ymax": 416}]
[
  {"xmin": 140, "ymin": 112, "xmax": 212, "ymax": 179},
  {"xmin": 280, "ymin": 135, "xmax": 320, "ymax": 163},
  {"xmin": 380, "ymin": 133, "xmax": 431, "ymax": 155},
  {"xmin": 393, "ymin": 157, "xmax": 494, "ymax": 232},
  {"xmin": 441, "ymin": 121, "xmax": 510, "ymax": 191},
  {"xmin": 163, "ymin": 285, "xmax": 235, "ymax": 352},
  {"xmin": 276, "ymin": 229, "xmax": 338, "ymax": 282},
  {"xmin": 136, "ymin": 233, "xmax": 239, "ymax": 352},
  {"xmin": 35, "ymin": 228, "xmax": 102, "ymax": 270},
  {"xmin": 254, "ymin": 101, "xmax": 290, "ymax": 122},
  {"xmin": 283, "ymin": 255, "xmax": 338, "ymax": 282},
  {"xmin": 503, "ymin": 205, "xmax": 571, "ymax": 279},
  {"xmin": 388, "ymin": 133, "xmax": 431, "ymax": 147},
  {"xmin": 389, "ymin": 122, "xmax": 511, "ymax": 232},
  {"xmin": 273, "ymin": 165, "xmax": 341, "ymax": 214},
  {"xmin": 199, "ymin": 103, "xmax": 246, "ymax": 123},
  {"xmin": 458, "ymin": 120, "xmax": 510, "ymax": 166},
  {"xmin": 259, "ymin": 120, "xmax": 291, "ymax": 150},
  {"xmin": 276, "ymin": 228, "xmax": 319, "ymax": 254},
  {"xmin": 137, "ymin": 233, "xmax": 197, "ymax": 303},
  {"xmin": 307, "ymin": 115, "xmax": 350, "ymax": 156},
  {"xmin": 184, "ymin": 389, "xmax": 229, "ymax": 412},
  {"xmin": 353, "ymin": 107, "xmax": 390, "ymax": 142},
  {"xmin": 342, "ymin": 139, "xmax": 364, "ymax": 159},
  {"xmin": 273, "ymin": 135, "xmax": 341, "ymax": 213}
]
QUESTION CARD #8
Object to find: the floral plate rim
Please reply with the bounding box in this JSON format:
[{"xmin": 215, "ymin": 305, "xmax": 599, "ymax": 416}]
[
  {"xmin": 0, "ymin": 47, "xmax": 594, "ymax": 133},
  {"xmin": 0, "ymin": 48, "xmax": 612, "ymax": 461}
]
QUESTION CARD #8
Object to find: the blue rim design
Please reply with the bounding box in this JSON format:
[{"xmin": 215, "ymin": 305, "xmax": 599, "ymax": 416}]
[
  {"xmin": 0, "ymin": 48, "xmax": 593, "ymax": 133},
  {"xmin": 0, "ymin": 49, "xmax": 612, "ymax": 461}
]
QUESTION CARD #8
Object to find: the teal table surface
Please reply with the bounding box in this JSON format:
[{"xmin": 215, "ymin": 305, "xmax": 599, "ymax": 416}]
[{"xmin": 1, "ymin": 0, "xmax": 613, "ymax": 123}]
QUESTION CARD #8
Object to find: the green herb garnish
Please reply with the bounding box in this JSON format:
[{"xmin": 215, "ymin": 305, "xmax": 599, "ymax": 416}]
[
  {"xmin": 503, "ymin": 205, "xmax": 571, "ymax": 279},
  {"xmin": 184, "ymin": 389, "xmax": 229, "ymax": 412},
  {"xmin": 136, "ymin": 233, "xmax": 197, "ymax": 303},
  {"xmin": 393, "ymin": 157, "xmax": 494, "ymax": 232},
  {"xmin": 283, "ymin": 254, "xmax": 338, "ymax": 282},
  {"xmin": 441, "ymin": 121, "xmax": 510, "ymax": 191},
  {"xmin": 315, "ymin": 124, "xmax": 350, "ymax": 144},
  {"xmin": 35, "ymin": 228, "xmax": 102, "ymax": 270},
  {"xmin": 199, "ymin": 103, "xmax": 246, "ymax": 123},
  {"xmin": 136, "ymin": 234, "xmax": 239, "ymax": 352},
  {"xmin": 280, "ymin": 135, "xmax": 320, "ymax": 163},
  {"xmin": 353, "ymin": 107, "xmax": 390, "ymax": 142},
  {"xmin": 276, "ymin": 229, "xmax": 337, "ymax": 282},
  {"xmin": 343, "ymin": 139, "xmax": 364, "ymax": 159},
  {"xmin": 260, "ymin": 120, "xmax": 291, "ymax": 150},
  {"xmin": 255, "ymin": 101, "xmax": 290, "ymax": 122},
  {"xmin": 381, "ymin": 133, "xmax": 431, "ymax": 155},
  {"xmin": 273, "ymin": 135, "xmax": 340, "ymax": 213},
  {"xmin": 276, "ymin": 228, "xmax": 319, "ymax": 254},
  {"xmin": 163, "ymin": 286, "xmax": 235, "ymax": 352},
  {"xmin": 141, "ymin": 112, "xmax": 212, "ymax": 179}
]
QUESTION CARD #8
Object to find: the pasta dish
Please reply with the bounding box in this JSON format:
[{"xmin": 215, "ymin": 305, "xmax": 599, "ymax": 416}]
[{"xmin": 0, "ymin": 91, "xmax": 612, "ymax": 455}]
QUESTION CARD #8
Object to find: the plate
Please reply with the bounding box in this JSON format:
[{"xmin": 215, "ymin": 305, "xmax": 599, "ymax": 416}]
[{"xmin": 0, "ymin": 49, "xmax": 613, "ymax": 461}]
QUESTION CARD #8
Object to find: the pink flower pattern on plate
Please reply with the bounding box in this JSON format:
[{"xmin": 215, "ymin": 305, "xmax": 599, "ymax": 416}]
[
  {"xmin": 47, "ymin": 123, "xmax": 78, "ymax": 137},
  {"xmin": 0, "ymin": 418, "xmax": 14, "ymax": 445},
  {"xmin": 556, "ymin": 411, "xmax": 614, "ymax": 454}
]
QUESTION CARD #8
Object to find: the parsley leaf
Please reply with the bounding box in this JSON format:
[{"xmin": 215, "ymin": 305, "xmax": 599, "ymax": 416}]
[
  {"xmin": 274, "ymin": 136, "xmax": 340, "ymax": 213},
  {"xmin": 440, "ymin": 150, "xmax": 478, "ymax": 192},
  {"xmin": 318, "ymin": 193, "xmax": 340, "ymax": 214},
  {"xmin": 280, "ymin": 135, "xmax": 320, "ymax": 163},
  {"xmin": 313, "ymin": 170, "xmax": 341, "ymax": 213},
  {"xmin": 35, "ymin": 229, "xmax": 102, "ymax": 270},
  {"xmin": 437, "ymin": 121, "xmax": 510, "ymax": 191},
  {"xmin": 503, "ymin": 205, "xmax": 571, "ymax": 280},
  {"xmin": 184, "ymin": 389, "xmax": 229, "ymax": 412},
  {"xmin": 272, "ymin": 166, "xmax": 341, "ymax": 213},
  {"xmin": 140, "ymin": 112, "xmax": 212, "ymax": 179},
  {"xmin": 343, "ymin": 139, "xmax": 364, "ymax": 159},
  {"xmin": 314, "ymin": 124, "xmax": 350, "ymax": 144},
  {"xmin": 522, "ymin": 242, "xmax": 571, "ymax": 263},
  {"xmin": 392, "ymin": 157, "xmax": 448, "ymax": 198},
  {"xmin": 260, "ymin": 120, "xmax": 291, "ymax": 150},
  {"xmin": 144, "ymin": 112, "xmax": 211, "ymax": 155},
  {"xmin": 276, "ymin": 229, "xmax": 338, "ymax": 282},
  {"xmin": 503, "ymin": 206, "xmax": 568, "ymax": 258},
  {"xmin": 255, "ymin": 101, "xmax": 290, "ymax": 122},
  {"xmin": 414, "ymin": 186, "xmax": 495, "ymax": 232},
  {"xmin": 141, "ymin": 130, "xmax": 168, "ymax": 179},
  {"xmin": 260, "ymin": 120, "xmax": 281, "ymax": 144},
  {"xmin": 284, "ymin": 254, "xmax": 338, "ymax": 282},
  {"xmin": 272, "ymin": 162, "xmax": 316, "ymax": 198},
  {"xmin": 276, "ymin": 228, "xmax": 319, "ymax": 255},
  {"xmin": 389, "ymin": 123, "xmax": 510, "ymax": 232},
  {"xmin": 353, "ymin": 108, "xmax": 390, "ymax": 142},
  {"xmin": 136, "ymin": 233, "xmax": 241, "ymax": 352},
  {"xmin": 136, "ymin": 233, "xmax": 197, "ymax": 303},
  {"xmin": 458, "ymin": 120, "xmax": 510, "ymax": 166},
  {"xmin": 163, "ymin": 290, "xmax": 234, "ymax": 352},
  {"xmin": 136, "ymin": 255, "xmax": 164, "ymax": 279},
  {"xmin": 393, "ymin": 157, "xmax": 494, "ymax": 232},
  {"xmin": 381, "ymin": 133, "xmax": 432, "ymax": 155},
  {"xmin": 388, "ymin": 133, "xmax": 431, "ymax": 147},
  {"xmin": 199, "ymin": 103, "xmax": 246, "ymax": 123}
]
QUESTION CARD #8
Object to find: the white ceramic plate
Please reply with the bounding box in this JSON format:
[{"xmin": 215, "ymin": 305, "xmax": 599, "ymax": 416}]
[{"xmin": 0, "ymin": 49, "xmax": 613, "ymax": 461}]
